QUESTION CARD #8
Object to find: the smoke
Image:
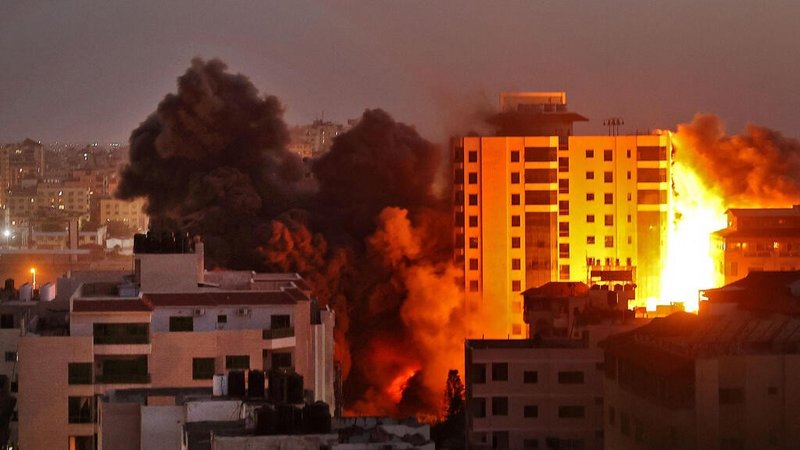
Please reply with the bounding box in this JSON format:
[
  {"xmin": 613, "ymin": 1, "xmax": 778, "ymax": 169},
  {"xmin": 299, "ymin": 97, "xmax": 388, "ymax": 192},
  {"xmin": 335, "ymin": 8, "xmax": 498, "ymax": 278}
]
[
  {"xmin": 117, "ymin": 58, "xmax": 465, "ymax": 417},
  {"xmin": 675, "ymin": 114, "xmax": 800, "ymax": 206}
]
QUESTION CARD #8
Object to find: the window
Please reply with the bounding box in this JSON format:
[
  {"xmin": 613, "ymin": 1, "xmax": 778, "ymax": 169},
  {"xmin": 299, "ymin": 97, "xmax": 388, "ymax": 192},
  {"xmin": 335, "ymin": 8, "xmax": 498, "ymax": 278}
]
[
  {"xmin": 559, "ymin": 243, "xmax": 569, "ymax": 258},
  {"xmin": 586, "ymin": 215, "xmax": 595, "ymax": 223},
  {"xmin": 558, "ymin": 157, "xmax": 569, "ymax": 172},
  {"xmin": 608, "ymin": 406, "xmax": 616, "ymax": 425},
  {"xmin": 512, "ymin": 215, "xmax": 521, "ymax": 227},
  {"xmin": 719, "ymin": 388, "xmax": 745, "ymax": 405},
  {"xmin": 68, "ymin": 363, "xmax": 92, "ymax": 385},
  {"xmin": 525, "ymin": 146, "xmax": 556, "ymax": 162},
  {"xmin": 559, "ymin": 200, "xmax": 569, "ymax": 215},
  {"xmin": 469, "ymin": 280, "xmax": 479, "ymax": 292},
  {"xmin": 469, "ymin": 237, "xmax": 479, "ymax": 249},
  {"xmin": 604, "ymin": 171, "xmax": 613, "ymax": 183},
  {"xmin": 558, "ymin": 178, "xmax": 569, "ymax": 194},
  {"xmin": 605, "ymin": 215, "xmax": 614, "ymax": 226},
  {"xmin": 472, "ymin": 397, "xmax": 486, "ymax": 418},
  {"xmin": 605, "ymin": 236, "xmax": 614, "ymax": 248},
  {"xmin": 586, "ymin": 192, "xmax": 595, "ymax": 201},
  {"xmin": 217, "ymin": 314, "xmax": 227, "ymax": 324},
  {"xmin": 558, "ymin": 405, "xmax": 585, "ymax": 418},
  {"xmin": 472, "ymin": 363, "xmax": 486, "ymax": 384},
  {"xmin": 626, "ymin": 149, "xmax": 632, "ymax": 158},
  {"xmin": 468, "ymin": 151, "xmax": 478, "ymax": 162},
  {"xmin": 192, "ymin": 358, "xmax": 215, "ymax": 380},
  {"xmin": 453, "ymin": 148, "xmax": 464, "ymax": 162},
  {"xmin": 492, "ymin": 363, "xmax": 508, "ymax": 381},
  {"xmin": 454, "ymin": 169, "xmax": 464, "ymax": 184},
  {"xmin": 524, "ymin": 439, "xmax": 539, "ymax": 449},
  {"xmin": 68, "ymin": 396, "xmax": 93, "ymax": 423},
  {"xmin": 4, "ymin": 352, "xmax": 16, "ymax": 362},
  {"xmin": 511, "ymin": 151, "xmax": 520, "ymax": 162},
  {"xmin": 271, "ymin": 352, "xmax": 292, "ymax": 369},
  {"xmin": 168, "ymin": 316, "xmax": 193, "ymax": 332},
  {"xmin": 559, "ymin": 265, "xmax": 570, "ymax": 280},
  {"xmin": 512, "ymin": 259, "xmax": 521, "ymax": 270},
  {"xmin": 512, "ymin": 323, "xmax": 522, "ymax": 335},
  {"xmin": 558, "ymin": 371, "xmax": 584, "ymax": 384},
  {"xmin": 511, "ymin": 194, "xmax": 520, "ymax": 205},
  {"xmin": 586, "ymin": 236, "xmax": 596, "ymax": 245},
  {"xmin": 525, "ymin": 169, "xmax": 557, "ymax": 183},
  {"xmin": 627, "ymin": 214, "xmax": 632, "ymax": 223},
  {"xmin": 586, "ymin": 171, "xmax": 594, "ymax": 180},
  {"xmin": 468, "ymin": 172, "xmax": 478, "ymax": 184},
  {"xmin": 523, "ymin": 370, "xmax": 538, "ymax": 384},
  {"xmin": 585, "ymin": 149, "xmax": 594, "ymax": 158},
  {"xmin": 559, "ymin": 222, "xmax": 569, "ymax": 237},
  {"xmin": 0, "ymin": 314, "xmax": 13, "ymax": 329},
  {"xmin": 604, "ymin": 149, "xmax": 613, "ymax": 161},
  {"xmin": 468, "ymin": 194, "xmax": 478, "ymax": 205},
  {"xmin": 511, "ymin": 172, "xmax": 520, "ymax": 184},
  {"xmin": 469, "ymin": 259, "xmax": 479, "ymax": 271},
  {"xmin": 637, "ymin": 146, "xmax": 667, "ymax": 161},
  {"xmin": 271, "ymin": 315, "xmax": 291, "ymax": 329},
  {"xmin": 492, "ymin": 397, "xmax": 508, "ymax": 415},
  {"xmin": 604, "ymin": 193, "xmax": 613, "ymax": 204},
  {"xmin": 512, "ymin": 237, "xmax": 521, "ymax": 249},
  {"xmin": 627, "ymin": 170, "xmax": 632, "ymax": 180},
  {"xmin": 469, "ymin": 216, "xmax": 478, "ymax": 227},
  {"xmin": 225, "ymin": 355, "xmax": 250, "ymax": 370},
  {"xmin": 69, "ymin": 436, "xmax": 94, "ymax": 450},
  {"xmin": 524, "ymin": 405, "xmax": 539, "ymax": 418},
  {"xmin": 512, "ymin": 280, "xmax": 521, "ymax": 292},
  {"xmin": 492, "ymin": 431, "xmax": 509, "ymax": 449}
]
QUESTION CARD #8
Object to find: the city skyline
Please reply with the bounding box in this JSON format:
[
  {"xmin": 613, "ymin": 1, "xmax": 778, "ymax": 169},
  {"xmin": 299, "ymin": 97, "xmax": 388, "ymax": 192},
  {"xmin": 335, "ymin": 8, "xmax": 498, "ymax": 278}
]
[{"xmin": 2, "ymin": 0, "xmax": 800, "ymax": 144}]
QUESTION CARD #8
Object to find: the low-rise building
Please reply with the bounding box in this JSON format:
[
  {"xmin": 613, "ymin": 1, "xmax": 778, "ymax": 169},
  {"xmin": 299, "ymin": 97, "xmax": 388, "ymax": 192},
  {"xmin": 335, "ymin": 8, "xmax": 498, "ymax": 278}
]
[
  {"xmin": 603, "ymin": 309, "xmax": 800, "ymax": 450},
  {"xmin": 464, "ymin": 282, "xmax": 644, "ymax": 450},
  {"xmin": 712, "ymin": 207, "xmax": 800, "ymax": 285},
  {"xmin": 17, "ymin": 237, "xmax": 335, "ymax": 450}
]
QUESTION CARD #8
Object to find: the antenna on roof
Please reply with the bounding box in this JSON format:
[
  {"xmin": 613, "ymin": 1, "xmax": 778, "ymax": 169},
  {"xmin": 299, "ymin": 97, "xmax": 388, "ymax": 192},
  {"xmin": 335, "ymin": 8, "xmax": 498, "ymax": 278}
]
[{"xmin": 603, "ymin": 117, "xmax": 624, "ymax": 136}]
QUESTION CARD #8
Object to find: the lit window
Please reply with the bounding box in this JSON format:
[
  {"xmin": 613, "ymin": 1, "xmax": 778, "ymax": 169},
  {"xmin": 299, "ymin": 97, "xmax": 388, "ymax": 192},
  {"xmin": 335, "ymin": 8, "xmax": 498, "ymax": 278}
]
[{"xmin": 586, "ymin": 171, "xmax": 594, "ymax": 180}]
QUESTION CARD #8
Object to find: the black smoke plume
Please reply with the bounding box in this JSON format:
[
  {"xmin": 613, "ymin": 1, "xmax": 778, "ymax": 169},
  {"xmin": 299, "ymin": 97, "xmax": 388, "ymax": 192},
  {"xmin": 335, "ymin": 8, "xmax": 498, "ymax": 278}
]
[{"xmin": 117, "ymin": 58, "xmax": 463, "ymax": 418}]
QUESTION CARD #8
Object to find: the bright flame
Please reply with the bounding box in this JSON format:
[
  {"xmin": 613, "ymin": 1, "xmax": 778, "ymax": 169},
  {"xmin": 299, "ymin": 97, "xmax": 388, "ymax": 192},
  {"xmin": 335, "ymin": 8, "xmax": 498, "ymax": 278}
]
[
  {"xmin": 387, "ymin": 367, "xmax": 419, "ymax": 404},
  {"xmin": 658, "ymin": 141, "xmax": 727, "ymax": 312}
]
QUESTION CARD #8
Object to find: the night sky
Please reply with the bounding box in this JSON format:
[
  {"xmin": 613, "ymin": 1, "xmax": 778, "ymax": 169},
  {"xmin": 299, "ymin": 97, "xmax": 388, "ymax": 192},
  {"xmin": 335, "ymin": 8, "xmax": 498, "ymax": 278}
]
[{"xmin": 2, "ymin": 0, "xmax": 799, "ymax": 143}]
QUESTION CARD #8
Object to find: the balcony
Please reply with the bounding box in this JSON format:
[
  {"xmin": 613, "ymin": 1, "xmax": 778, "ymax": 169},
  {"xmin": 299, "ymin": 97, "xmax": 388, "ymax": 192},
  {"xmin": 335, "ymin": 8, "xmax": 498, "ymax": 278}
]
[
  {"xmin": 95, "ymin": 373, "xmax": 151, "ymax": 384},
  {"xmin": 263, "ymin": 327, "xmax": 294, "ymax": 340},
  {"xmin": 93, "ymin": 335, "xmax": 150, "ymax": 345}
]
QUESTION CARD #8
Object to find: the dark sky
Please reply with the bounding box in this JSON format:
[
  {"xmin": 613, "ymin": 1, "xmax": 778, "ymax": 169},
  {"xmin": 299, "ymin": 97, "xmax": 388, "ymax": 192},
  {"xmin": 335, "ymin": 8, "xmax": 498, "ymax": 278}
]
[{"xmin": 2, "ymin": 0, "xmax": 799, "ymax": 143}]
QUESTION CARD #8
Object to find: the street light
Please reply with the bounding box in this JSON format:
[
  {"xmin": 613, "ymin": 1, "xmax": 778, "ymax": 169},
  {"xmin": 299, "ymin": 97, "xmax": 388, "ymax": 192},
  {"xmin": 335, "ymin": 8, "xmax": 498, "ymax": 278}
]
[
  {"xmin": 2, "ymin": 228, "xmax": 9, "ymax": 248},
  {"xmin": 30, "ymin": 268, "xmax": 36, "ymax": 290}
]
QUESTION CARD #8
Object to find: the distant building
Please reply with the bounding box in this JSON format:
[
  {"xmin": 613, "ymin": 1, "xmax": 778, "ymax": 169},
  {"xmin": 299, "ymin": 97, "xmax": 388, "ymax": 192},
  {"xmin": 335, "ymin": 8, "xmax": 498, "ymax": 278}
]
[
  {"xmin": 98, "ymin": 197, "xmax": 148, "ymax": 231},
  {"xmin": 0, "ymin": 139, "xmax": 45, "ymax": 194},
  {"xmin": 712, "ymin": 207, "xmax": 800, "ymax": 286},
  {"xmin": 604, "ymin": 310, "xmax": 800, "ymax": 450},
  {"xmin": 453, "ymin": 92, "xmax": 670, "ymax": 337},
  {"xmin": 464, "ymin": 282, "xmax": 644, "ymax": 450},
  {"xmin": 17, "ymin": 239, "xmax": 335, "ymax": 450},
  {"xmin": 288, "ymin": 119, "xmax": 352, "ymax": 159}
]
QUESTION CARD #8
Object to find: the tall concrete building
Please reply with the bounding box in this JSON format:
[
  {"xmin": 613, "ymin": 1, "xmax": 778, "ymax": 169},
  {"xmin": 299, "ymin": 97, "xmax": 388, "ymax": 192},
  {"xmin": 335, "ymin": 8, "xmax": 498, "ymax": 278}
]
[{"xmin": 453, "ymin": 92, "xmax": 670, "ymax": 337}]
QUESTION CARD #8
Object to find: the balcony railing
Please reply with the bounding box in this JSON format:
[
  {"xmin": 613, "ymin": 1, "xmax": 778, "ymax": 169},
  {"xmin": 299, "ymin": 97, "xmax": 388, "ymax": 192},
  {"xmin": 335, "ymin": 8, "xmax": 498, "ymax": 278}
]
[
  {"xmin": 95, "ymin": 373, "xmax": 151, "ymax": 384},
  {"xmin": 93, "ymin": 335, "xmax": 150, "ymax": 345},
  {"xmin": 263, "ymin": 327, "xmax": 294, "ymax": 340}
]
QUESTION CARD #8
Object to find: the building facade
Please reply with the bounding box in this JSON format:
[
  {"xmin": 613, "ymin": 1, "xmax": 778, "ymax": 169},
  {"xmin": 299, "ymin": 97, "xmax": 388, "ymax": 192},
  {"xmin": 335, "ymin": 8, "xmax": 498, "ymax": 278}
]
[
  {"xmin": 453, "ymin": 92, "xmax": 670, "ymax": 337},
  {"xmin": 17, "ymin": 241, "xmax": 335, "ymax": 450},
  {"xmin": 712, "ymin": 207, "xmax": 800, "ymax": 286}
]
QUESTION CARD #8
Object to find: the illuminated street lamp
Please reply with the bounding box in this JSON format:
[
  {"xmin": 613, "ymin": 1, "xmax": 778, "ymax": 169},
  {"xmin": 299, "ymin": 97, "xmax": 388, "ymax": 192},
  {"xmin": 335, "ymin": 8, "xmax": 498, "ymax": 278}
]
[
  {"xmin": 2, "ymin": 228, "xmax": 9, "ymax": 247},
  {"xmin": 30, "ymin": 268, "xmax": 36, "ymax": 290}
]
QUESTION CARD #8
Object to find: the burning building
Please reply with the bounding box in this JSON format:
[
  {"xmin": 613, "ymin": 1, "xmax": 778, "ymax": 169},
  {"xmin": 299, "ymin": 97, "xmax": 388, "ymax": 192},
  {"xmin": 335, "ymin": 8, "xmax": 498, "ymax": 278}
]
[{"xmin": 453, "ymin": 92, "xmax": 670, "ymax": 337}]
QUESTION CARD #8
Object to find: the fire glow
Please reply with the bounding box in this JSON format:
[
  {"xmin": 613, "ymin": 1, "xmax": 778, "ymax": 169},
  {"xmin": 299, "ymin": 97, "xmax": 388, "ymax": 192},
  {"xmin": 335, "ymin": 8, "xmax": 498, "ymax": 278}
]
[{"xmin": 656, "ymin": 156, "xmax": 726, "ymax": 312}]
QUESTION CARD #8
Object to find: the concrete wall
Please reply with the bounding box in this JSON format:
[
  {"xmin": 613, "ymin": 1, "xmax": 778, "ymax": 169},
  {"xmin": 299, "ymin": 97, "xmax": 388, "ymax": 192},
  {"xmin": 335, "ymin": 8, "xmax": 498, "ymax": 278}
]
[
  {"xmin": 467, "ymin": 346, "xmax": 604, "ymax": 450},
  {"xmin": 137, "ymin": 253, "xmax": 200, "ymax": 293},
  {"xmin": 100, "ymin": 402, "xmax": 140, "ymax": 450},
  {"xmin": 18, "ymin": 336, "xmax": 94, "ymax": 450},
  {"xmin": 212, "ymin": 434, "xmax": 338, "ymax": 450},
  {"xmin": 150, "ymin": 305, "xmax": 295, "ymax": 333},
  {"xmin": 141, "ymin": 405, "xmax": 184, "ymax": 450},
  {"xmin": 186, "ymin": 400, "xmax": 241, "ymax": 422}
]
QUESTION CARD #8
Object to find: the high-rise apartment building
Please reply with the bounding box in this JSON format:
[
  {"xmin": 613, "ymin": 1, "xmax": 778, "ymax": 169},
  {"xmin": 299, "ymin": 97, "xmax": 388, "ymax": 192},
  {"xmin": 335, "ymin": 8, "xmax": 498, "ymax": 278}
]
[{"xmin": 453, "ymin": 92, "xmax": 670, "ymax": 337}]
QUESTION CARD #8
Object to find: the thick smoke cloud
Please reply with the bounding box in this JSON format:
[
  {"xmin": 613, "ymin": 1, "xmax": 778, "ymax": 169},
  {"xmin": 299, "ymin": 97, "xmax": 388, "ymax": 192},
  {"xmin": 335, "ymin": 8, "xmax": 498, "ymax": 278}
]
[
  {"xmin": 117, "ymin": 58, "xmax": 464, "ymax": 417},
  {"xmin": 675, "ymin": 114, "xmax": 800, "ymax": 206}
]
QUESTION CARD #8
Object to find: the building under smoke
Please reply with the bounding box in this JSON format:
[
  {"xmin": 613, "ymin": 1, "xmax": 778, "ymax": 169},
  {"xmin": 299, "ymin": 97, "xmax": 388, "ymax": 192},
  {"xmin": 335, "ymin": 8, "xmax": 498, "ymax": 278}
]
[{"xmin": 453, "ymin": 92, "xmax": 671, "ymax": 338}]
